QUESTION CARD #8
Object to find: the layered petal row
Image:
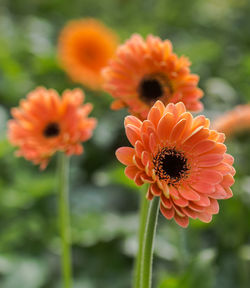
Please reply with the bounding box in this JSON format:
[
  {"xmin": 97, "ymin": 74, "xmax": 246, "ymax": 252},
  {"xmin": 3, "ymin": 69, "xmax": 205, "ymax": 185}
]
[
  {"xmin": 103, "ymin": 34, "xmax": 203, "ymax": 119},
  {"xmin": 8, "ymin": 87, "xmax": 97, "ymax": 169},
  {"xmin": 116, "ymin": 101, "xmax": 235, "ymax": 227}
]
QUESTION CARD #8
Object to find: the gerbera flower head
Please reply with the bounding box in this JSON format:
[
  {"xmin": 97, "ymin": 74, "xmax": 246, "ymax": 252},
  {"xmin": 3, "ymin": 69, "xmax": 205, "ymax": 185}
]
[
  {"xmin": 103, "ymin": 34, "xmax": 203, "ymax": 119},
  {"xmin": 8, "ymin": 87, "xmax": 97, "ymax": 169},
  {"xmin": 212, "ymin": 104, "xmax": 250, "ymax": 137},
  {"xmin": 58, "ymin": 18, "xmax": 118, "ymax": 90},
  {"xmin": 116, "ymin": 101, "xmax": 235, "ymax": 227}
]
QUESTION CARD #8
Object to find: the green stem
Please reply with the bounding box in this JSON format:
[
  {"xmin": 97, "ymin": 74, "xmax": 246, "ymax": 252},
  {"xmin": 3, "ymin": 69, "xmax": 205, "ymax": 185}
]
[
  {"xmin": 58, "ymin": 153, "xmax": 72, "ymax": 288},
  {"xmin": 134, "ymin": 187, "xmax": 150, "ymax": 288},
  {"xmin": 141, "ymin": 197, "xmax": 160, "ymax": 288}
]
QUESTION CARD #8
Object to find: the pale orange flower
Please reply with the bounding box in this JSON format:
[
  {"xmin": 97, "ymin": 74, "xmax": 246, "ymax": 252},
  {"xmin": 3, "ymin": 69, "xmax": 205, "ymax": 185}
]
[
  {"xmin": 212, "ymin": 104, "xmax": 250, "ymax": 137},
  {"xmin": 103, "ymin": 34, "xmax": 203, "ymax": 119},
  {"xmin": 116, "ymin": 101, "xmax": 235, "ymax": 227},
  {"xmin": 8, "ymin": 87, "xmax": 97, "ymax": 169},
  {"xmin": 58, "ymin": 19, "xmax": 118, "ymax": 90}
]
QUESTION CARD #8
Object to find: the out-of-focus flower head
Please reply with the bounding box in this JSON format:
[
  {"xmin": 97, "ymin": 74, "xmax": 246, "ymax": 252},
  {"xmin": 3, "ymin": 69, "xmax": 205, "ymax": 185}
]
[
  {"xmin": 58, "ymin": 18, "xmax": 118, "ymax": 90},
  {"xmin": 212, "ymin": 104, "xmax": 250, "ymax": 138},
  {"xmin": 8, "ymin": 87, "xmax": 97, "ymax": 169},
  {"xmin": 116, "ymin": 101, "xmax": 235, "ymax": 227},
  {"xmin": 103, "ymin": 34, "xmax": 203, "ymax": 120}
]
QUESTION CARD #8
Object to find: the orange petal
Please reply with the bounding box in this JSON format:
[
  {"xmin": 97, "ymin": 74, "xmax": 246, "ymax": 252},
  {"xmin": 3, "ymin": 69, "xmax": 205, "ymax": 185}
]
[
  {"xmin": 133, "ymin": 155, "xmax": 144, "ymax": 170},
  {"xmin": 197, "ymin": 154, "xmax": 224, "ymax": 167},
  {"xmin": 116, "ymin": 147, "xmax": 135, "ymax": 165},
  {"xmin": 172, "ymin": 196, "xmax": 189, "ymax": 207},
  {"xmin": 157, "ymin": 112, "xmax": 175, "ymax": 141},
  {"xmin": 124, "ymin": 115, "xmax": 142, "ymax": 128},
  {"xmin": 204, "ymin": 198, "xmax": 219, "ymax": 214},
  {"xmin": 224, "ymin": 187, "xmax": 233, "ymax": 199},
  {"xmin": 190, "ymin": 182, "xmax": 215, "ymax": 193},
  {"xmin": 124, "ymin": 165, "xmax": 140, "ymax": 180},
  {"xmin": 160, "ymin": 204, "xmax": 175, "ymax": 219},
  {"xmin": 147, "ymin": 186, "xmax": 154, "ymax": 200},
  {"xmin": 135, "ymin": 140, "xmax": 144, "ymax": 157},
  {"xmin": 140, "ymin": 173, "xmax": 154, "ymax": 183},
  {"xmin": 179, "ymin": 185, "xmax": 200, "ymax": 201},
  {"xmin": 209, "ymin": 184, "xmax": 227, "ymax": 199},
  {"xmin": 192, "ymin": 115, "xmax": 209, "ymax": 130},
  {"xmin": 175, "ymin": 102, "xmax": 186, "ymax": 115},
  {"xmin": 181, "ymin": 207, "xmax": 198, "ymax": 219},
  {"xmin": 125, "ymin": 125, "xmax": 141, "ymax": 146},
  {"xmin": 153, "ymin": 100, "xmax": 165, "ymax": 114},
  {"xmin": 191, "ymin": 139, "xmax": 216, "ymax": 155},
  {"xmin": 151, "ymin": 183, "xmax": 162, "ymax": 196},
  {"xmin": 164, "ymin": 103, "xmax": 177, "ymax": 116},
  {"xmin": 134, "ymin": 173, "xmax": 144, "ymax": 186},
  {"xmin": 182, "ymin": 127, "xmax": 209, "ymax": 147},
  {"xmin": 221, "ymin": 174, "xmax": 235, "ymax": 187},
  {"xmin": 224, "ymin": 153, "xmax": 234, "ymax": 165},
  {"xmin": 194, "ymin": 194, "xmax": 210, "ymax": 207},
  {"xmin": 197, "ymin": 212, "xmax": 212, "ymax": 223},
  {"xmin": 141, "ymin": 151, "xmax": 151, "ymax": 166},
  {"xmin": 149, "ymin": 132, "xmax": 157, "ymax": 153},
  {"xmin": 174, "ymin": 214, "xmax": 189, "ymax": 227},
  {"xmin": 197, "ymin": 170, "xmax": 223, "ymax": 184},
  {"xmin": 170, "ymin": 118, "xmax": 187, "ymax": 142},
  {"xmin": 160, "ymin": 194, "xmax": 172, "ymax": 208},
  {"xmin": 189, "ymin": 202, "xmax": 205, "ymax": 212}
]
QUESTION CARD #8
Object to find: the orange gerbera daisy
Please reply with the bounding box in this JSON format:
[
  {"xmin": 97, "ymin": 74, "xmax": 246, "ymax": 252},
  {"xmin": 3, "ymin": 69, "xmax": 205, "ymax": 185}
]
[
  {"xmin": 58, "ymin": 18, "xmax": 118, "ymax": 90},
  {"xmin": 8, "ymin": 87, "xmax": 97, "ymax": 169},
  {"xmin": 116, "ymin": 101, "xmax": 235, "ymax": 227},
  {"xmin": 103, "ymin": 34, "xmax": 203, "ymax": 119},
  {"xmin": 212, "ymin": 104, "xmax": 250, "ymax": 137}
]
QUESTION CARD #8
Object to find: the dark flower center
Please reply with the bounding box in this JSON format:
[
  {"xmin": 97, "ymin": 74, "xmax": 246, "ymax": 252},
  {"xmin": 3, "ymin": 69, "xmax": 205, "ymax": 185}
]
[
  {"xmin": 153, "ymin": 148, "xmax": 189, "ymax": 184},
  {"xmin": 43, "ymin": 122, "xmax": 60, "ymax": 138},
  {"xmin": 139, "ymin": 78, "xmax": 163, "ymax": 103}
]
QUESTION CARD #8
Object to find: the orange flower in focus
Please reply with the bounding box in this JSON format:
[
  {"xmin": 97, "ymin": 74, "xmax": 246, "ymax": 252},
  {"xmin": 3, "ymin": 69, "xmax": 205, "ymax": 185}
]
[
  {"xmin": 212, "ymin": 104, "xmax": 250, "ymax": 137},
  {"xmin": 8, "ymin": 87, "xmax": 97, "ymax": 169},
  {"xmin": 103, "ymin": 34, "xmax": 203, "ymax": 119},
  {"xmin": 58, "ymin": 19, "xmax": 118, "ymax": 90},
  {"xmin": 116, "ymin": 101, "xmax": 235, "ymax": 227}
]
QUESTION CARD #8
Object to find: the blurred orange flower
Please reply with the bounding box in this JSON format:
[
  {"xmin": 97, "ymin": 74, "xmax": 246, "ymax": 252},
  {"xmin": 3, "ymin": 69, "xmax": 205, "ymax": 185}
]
[
  {"xmin": 8, "ymin": 87, "xmax": 97, "ymax": 169},
  {"xmin": 212, "ymin": 104, "xmax": 250, "ymax": 137},
  {"xmin": 58, "ymin": 19, "xmax": 118, "ymax": 90},
  {"xmin": 103, "ymin": 34, "xmax": 203, "ymax": 119},
  {"xmin": 116, "ymin": 101, "xmax": 235, "ymax": 227}
]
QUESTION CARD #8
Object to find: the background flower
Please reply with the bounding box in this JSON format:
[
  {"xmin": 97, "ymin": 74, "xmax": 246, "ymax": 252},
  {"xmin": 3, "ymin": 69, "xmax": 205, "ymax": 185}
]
[
  {"xmin": 8, "ymin": 87, "xmax": 97, "ymax": 169},
  {"xmin": 116, "ymin": 101, "xmax": 235, "ymax": 227},
  {"xmin": 58, "ymin": 19, "xmax": 118, "ymax": 90},
  {"xmin": 212, "ymin": 104, "xmax": 250, "ymax": 137},
  {"xmin": 103, "ymin": 34, "xmax": 203, "ymax": 119}
]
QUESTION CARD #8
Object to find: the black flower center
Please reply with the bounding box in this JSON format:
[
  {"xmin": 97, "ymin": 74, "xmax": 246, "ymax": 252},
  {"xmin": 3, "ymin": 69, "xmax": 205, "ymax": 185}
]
[
  {"xmin": 43, "ymin": 122, "xmax": 60, "ymax": 138},
  {"xmin": 139, "ymin": 78, "xmax": 164, "ymax": 103},
  {"xmin": 153, "ymin": 148, "xmax": 189, "ymax": 184}
]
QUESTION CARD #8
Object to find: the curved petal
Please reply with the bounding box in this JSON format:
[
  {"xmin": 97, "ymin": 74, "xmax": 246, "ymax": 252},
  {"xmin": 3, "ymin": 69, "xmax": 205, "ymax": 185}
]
[
  {"xmin": 157, "ymin": 112, "xmax": 176, "ymax": 142},
  {"xmin": 179, "ymin": 185, "xmax": 200, "ymax": 201},
  {"xmin": 160, "ymin": 204, "xmax": 175, "ymax": 219},
  {"xmin": 116, "ymin": 147, "xmax": 135, "ymax": 165}
]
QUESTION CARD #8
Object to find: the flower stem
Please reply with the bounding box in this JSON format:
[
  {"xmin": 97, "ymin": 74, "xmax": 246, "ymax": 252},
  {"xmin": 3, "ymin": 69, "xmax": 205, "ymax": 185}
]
[
  {"xmin": 58, "ymin": 153, "xmax": 72, "ymax": 288},
  {"xmin": 141, "ymin": 197, "xmax": 160, "ymax": 288},
  {"xmin": 134, "ymin": 187, "xmax": 150, "ymax": 288}
]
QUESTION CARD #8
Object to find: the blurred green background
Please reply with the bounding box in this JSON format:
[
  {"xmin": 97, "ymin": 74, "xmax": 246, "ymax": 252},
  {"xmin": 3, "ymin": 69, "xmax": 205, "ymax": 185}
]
[{"xmin": 0, "ymin": 0, "xmax": 250, "ymax": 287}]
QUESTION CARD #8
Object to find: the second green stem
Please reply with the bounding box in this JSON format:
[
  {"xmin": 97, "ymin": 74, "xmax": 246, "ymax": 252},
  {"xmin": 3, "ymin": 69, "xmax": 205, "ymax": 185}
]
[
  {"xmin": 140, "ymin": 196, "xmax": 160, "ymax": 288},
  {"xmin": 58, "ymin": 153, "xmax": 72, "ymax": 288}
]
